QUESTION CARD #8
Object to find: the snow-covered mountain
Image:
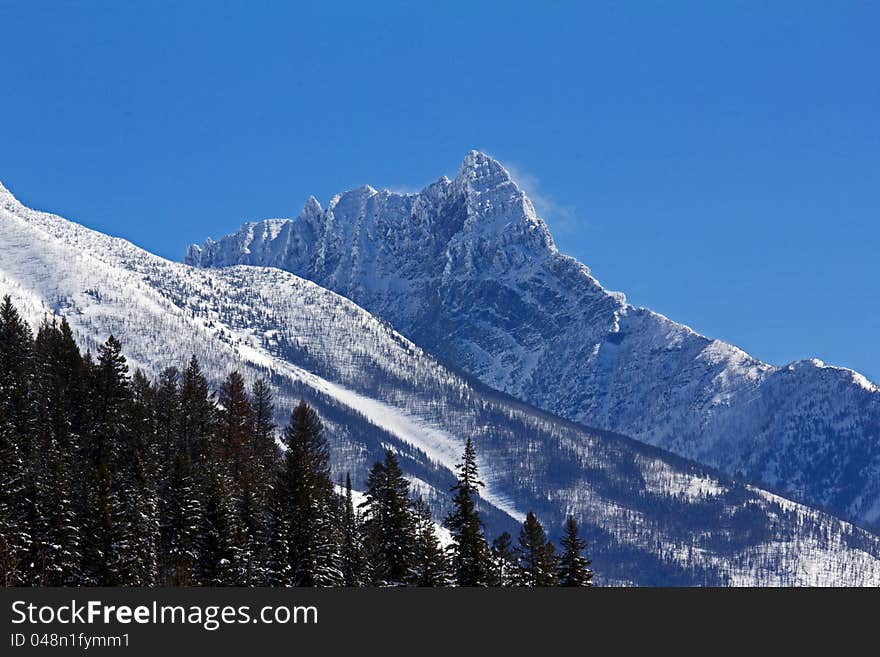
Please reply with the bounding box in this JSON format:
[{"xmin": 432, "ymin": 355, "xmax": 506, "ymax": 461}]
[
  {"xmin": 186, "ymin": 151, "xmax": 880, "ymax": 529},
  {"xmin": 3, "ymin": 180, "xmax": 880, "ymax": 585}
]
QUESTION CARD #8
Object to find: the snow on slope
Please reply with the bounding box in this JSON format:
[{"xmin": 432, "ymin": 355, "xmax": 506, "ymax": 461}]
[
  {"xmin": 186, "ymin": 151, "xmax": 880, "ymax": 529},
  {"xmin": 4, "ymin": 179, "xmax": 880, "ymax": 585}
]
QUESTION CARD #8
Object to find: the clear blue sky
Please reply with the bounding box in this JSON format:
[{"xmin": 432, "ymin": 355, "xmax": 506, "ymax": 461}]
[{"xmin": 2, "ymin": 1, "xmax": 878, "ymax": 380}]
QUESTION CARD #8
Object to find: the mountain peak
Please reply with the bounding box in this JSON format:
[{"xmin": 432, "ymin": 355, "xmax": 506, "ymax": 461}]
[
  {"xmin": 459, "ymin": 150, "xmax": 512, "ymax": 183},
  {"xmin": 302, "ymin": 195, "xmax": 323, "ymax": 216}
]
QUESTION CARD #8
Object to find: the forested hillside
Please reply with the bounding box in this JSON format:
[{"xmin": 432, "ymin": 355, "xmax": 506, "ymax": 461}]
[{"xmin": 0, "ymin": 297, "xmax": 591, "ymax": 587}]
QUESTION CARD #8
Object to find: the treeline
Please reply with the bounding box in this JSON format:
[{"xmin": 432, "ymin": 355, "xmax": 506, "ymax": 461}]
[{"xmin": 0, "ymin": 296, "xmax": 592, "ymax": 587}]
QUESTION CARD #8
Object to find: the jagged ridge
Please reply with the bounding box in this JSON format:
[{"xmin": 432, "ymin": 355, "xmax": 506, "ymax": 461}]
[
  {"xmin": 2, "ymin": 179, "xmax": 880, "ymax": 584},
  {"xmin": 185, "ymin": 151, "xmax": 880, "ymax": 529}
]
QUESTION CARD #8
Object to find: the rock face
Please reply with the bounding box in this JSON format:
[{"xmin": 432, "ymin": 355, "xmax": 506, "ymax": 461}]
[
  {"xmin": 6, "ymin": 178, "xmax": 880, "ymax": 585},
  {"xmin": 187, "ymin": 151, "xmax": 880, "ymax": 529}
]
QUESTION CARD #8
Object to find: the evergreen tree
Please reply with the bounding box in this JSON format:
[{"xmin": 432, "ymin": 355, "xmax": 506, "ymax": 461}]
[
  {"xmin": 489, "ymin": 531, "xmax": 517, "ymax": 587},
  {"xmin": 412, "ymin": 496, "xmax": 449, "ymax": 586},
  {"xmin": 195, "ymin": 463, "xmax": 246, "ymax": 585},
  {"xmin": 87, "ymin": 334, "xmax": 130, "ymax": 470},
  {"xmin": 83, "ymin": 461, "xmax": 115, "ymax": 584},
  {"xmin": 0, "ymin": 296, "xmax": 35, "ymax": 586},
  {"xmin": 360, "ymin": 450, "xmax": 416, "ymax": 585},
  {"xmin": 340, "ymin": 473, "xmax": 364, "ymax": 586},
  {"xmin": 154, "ymin": 367, "xmax": 180, "ymax": 459},
  {"xmin": 557, "ymin": 515, "xmax": 593, "ymax": 587},
  {"xmin": 250, "ymin": 378, "xmax": 277, "ymax": 471},
  {"xmin": 239, "ymin": 377, "xmax": 277, "ymax": 585},
  {"xmin": 80, "ymin": 336, "xmax": 135, "ymax": 585},
  {"xmin": 279, "ymin": 400, "xmax": 342, "ymax": 586},
  {"xmin": 178, "ymin": 355, "xmax": 215, "ymax": 463},
  {"xmin": 238, "ymin": 481, "xmax": 267, "ymax": 585},
  {"xmin": 516, "ymin": 511, "xmax": 558, "ymax": 587},
  {"xmin": 0, "ymin": 295, "xmax": 35, "ymax": 439},
  {"xmin": 128, "ymin": 369, "xmax": 161, "ymax": 586},
  {"xmin": 0, "ymin": 404, "xmax": 28, "ymax": 586},
  {"xmin": 217, "ymin": 372, "xmax": 274, "ymax": 584},
  {"xmin": 161, "ymin": 452, "xmax": 201, "ymax": 585},
  {"xmin": 28, "ymin": 319, "xmax": 83, "ymax": 584},
  {"xmin": 217, "ymin": 371, "xmax": 253, "ymax": 477},
  {"xmin": 444, "ymin": 438, "xmax": 491, "ymax": 586},
  {"xmin": 265, "ymin": 483, "xmax": 291, "ymax": 586},
  {"xmin": 56, "ymin": 317, "xmax": 89, "ymax": 438}
]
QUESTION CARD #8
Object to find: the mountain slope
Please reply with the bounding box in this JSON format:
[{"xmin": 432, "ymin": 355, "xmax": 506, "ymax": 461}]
[
  {"xmin": 3, "ymin": 179, "xmax": 880, "ymax": 585},
  {"xmin": 186, "ymin": 151, "xmax": 880, "ymax": 528}
]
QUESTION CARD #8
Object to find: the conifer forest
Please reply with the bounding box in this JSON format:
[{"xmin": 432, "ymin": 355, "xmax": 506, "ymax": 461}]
[{"xmin": 0, "ymin": 297, "xmax": 593, "ymax": 587}]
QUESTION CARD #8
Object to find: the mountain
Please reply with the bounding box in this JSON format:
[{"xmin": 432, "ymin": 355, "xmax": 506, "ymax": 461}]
[
  {"xmin": 186, "ymin": 150, "xmax": 880, "ymax": 529},
  {"xmin": 5, "ymin": 180, "xmax": 880, "ymax": 586}
]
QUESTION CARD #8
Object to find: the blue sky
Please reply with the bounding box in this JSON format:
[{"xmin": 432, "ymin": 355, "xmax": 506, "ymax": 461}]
[{"xmin": 1, "ymin": 1, "xmax": 878, "ymax": 380}]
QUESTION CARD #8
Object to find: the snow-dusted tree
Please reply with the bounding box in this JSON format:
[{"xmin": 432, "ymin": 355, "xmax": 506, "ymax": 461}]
[
  {"xmin": 0, "ymin": 296, "xmax": 35, "ymax": 586},
  {"xmin": 0, "ymin": 295, "xmax": 34, "ymax": 441},
  {"xmin": 516, "ymin": 511, "xmax": 558, "ymax": 587},
  {"xmin": 444, "ymin": 438, "xmax": 491, "ymax": 586},
  {"xmin": 195, "ymin": 462, "xmax": 246, "ymax": 586},
  {"xmin": 265, "ymin": 484, "xmax": 291, "ymax": 586},
  {"xmin": 279, "ymin": 400, "xmax": 343, "ymax": 586},
  {"xmin": 360, "ymin": 450, "xmax": 416, "ymax": 585},
  {"xmin": 250, "ymin": 377, "xmax": 277, "ymax": 471},
  {"xmin": 178, "ymin": 355, "xmax": 215, "ymax": 462},
  {"xmin": 489, "ymin": 531, "xmax": 517, "ymax": 587},
  {"xmin": 217, "ymin": 371, "xmax": 253, "ymax": 472},
  {"xmin": 160, "ymin": 452, "xmax": 201, "ymax": 585},
  {"xmin": 0, "ymin": 405, "xmax": 28, "ymax": 586},
  {"xmin": 27, "ymin": 319, "xmax": 83, "ymax": 585},
  {"xmin": 154, "ymin": 367, "xmax": 180, "ymax": 456},
  {"xmin": 340, "ymin": 473, "xmax": 365, "ymax": 586},
  {"xmin": 412, "ymin": 495, "xmax": 449, "ymax": 586},
  {"xmin": 557, "ymin": 515, "xmax": 593, "ymax": 587}
]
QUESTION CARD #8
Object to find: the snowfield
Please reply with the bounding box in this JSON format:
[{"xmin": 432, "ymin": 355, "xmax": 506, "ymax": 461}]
[
  {"xmin": 3, "ymin": 178, "xmax": 880, "ymax": 586},
  {"xmin": 187, "ymin": 150, "xmax": 880, "ymax": 530}
]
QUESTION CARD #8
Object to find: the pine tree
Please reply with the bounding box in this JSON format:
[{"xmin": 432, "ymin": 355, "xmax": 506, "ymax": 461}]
[
  {"xmin": 360, "ymin": 450, "xmax": 416, "ymax": 585},
  {"xmin": 266, "ymin": 483, "xmax": 291, "ymax": 586},
  {"xmin": 238, "ymin": 377, "xmax": 277, "ymax": 585},
  {"xmin": 154, "ymin": 367, "xmax": 180, "ymax": 460},
  {"xmin": 238, "ymin": 481, "xmax": 267, "ymax": 585},
  {"xmin": 57, "ymin": 317, "xmax": 89, "ymax": 438},
  {"xmin": 557, "ymin": 515, "xmax": 593, "ymax": 587},
  {"xmin": 0, "ymin": 404, "xmax": 28, "ymax": 586},
  {"xmin": 489, "ymin": 531, "xmax": 517, "ymax": 586},
  {"xmin": 83, "ymin": 461, "xmax": 115, "ymax": 584},
  {"xmin": 279, "ymin": 400, "xmax": 342, "ymax": 586},
  {"xmin": 217, "ymin": 371, "xmax": 253, "ymax": 476},
  {"xmin": 412, "ymin": 496, "xmax": 449, "ymax": 586},
  {"xmin": 0, "ymin": 296, "xmax": 35, "ymax": 586},
  {"xmin": 0, "ymin": 295, "xmax": 35, "ymax": 439},
  {"xmin": 78, "ymin": 336, "xmax": 135, "ymax": 585},
  {"xmin": 26, "ymin": 318, "xmax": 79, "ymax": 586},
  {"xmin": 444, "ymin": 438, "xmax": 491, "ymax": 586},
  {"xmin": 516, "ymin": 511, "xmax": 558, "ymax": 587},
  {"xmin": 250, "ymin": 378, "xmax": 277, "ymax": 472},
  {"xmin": 161, "ymin": 452, "xmax": 201, "ymax": 585},
  {"xmin": 89, "ymin": 335, "xmax": 129, "ymax": 465},
  {"xmin": 128, "ymin": 369, "xmax": 161, "ymax": 586},
  {"xmin": 28, "ymin": 314, "xmax": 92, "ymax": 586},
  {"xmin": 340, "ymin": 473, "xmax": 364, "ymax": 586},
  {"xmin": 195, "ymin": 461, "xmax": 246, "ymax": 586},
  {"xmin": 28, "ymin": 319, "xmax": 83, "ymax": 584},
  {"xmin": 178, "ymin": 355, "xmax": 215, "ymax": 463}
]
